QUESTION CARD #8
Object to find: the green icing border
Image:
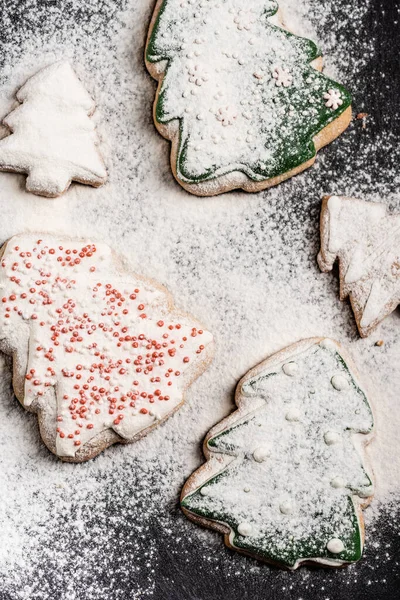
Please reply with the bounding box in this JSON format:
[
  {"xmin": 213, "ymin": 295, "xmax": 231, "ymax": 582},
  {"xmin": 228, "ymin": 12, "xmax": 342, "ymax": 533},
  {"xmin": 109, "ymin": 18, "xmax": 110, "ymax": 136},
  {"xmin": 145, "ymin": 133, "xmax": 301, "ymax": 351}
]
[{"xmin": 146, "ymin": 0, "xmax": 352, "ymax": 185}]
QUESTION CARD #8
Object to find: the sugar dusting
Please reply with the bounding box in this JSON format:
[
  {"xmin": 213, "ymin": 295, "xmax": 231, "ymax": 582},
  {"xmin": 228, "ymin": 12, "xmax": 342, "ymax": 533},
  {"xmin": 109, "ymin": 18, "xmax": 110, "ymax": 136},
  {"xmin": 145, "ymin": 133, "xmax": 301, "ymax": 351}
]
[{"xmin": 0, "ymin": 0, "xmax": 399, "ymax": 597}]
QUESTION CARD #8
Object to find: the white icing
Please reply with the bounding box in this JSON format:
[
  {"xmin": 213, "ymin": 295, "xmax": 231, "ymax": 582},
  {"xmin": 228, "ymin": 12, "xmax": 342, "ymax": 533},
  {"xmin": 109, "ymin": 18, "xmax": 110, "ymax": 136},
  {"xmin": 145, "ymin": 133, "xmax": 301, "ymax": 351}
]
[
  {"xmin": 331, "ymin": 375, "xmax": 349, "ymax": 391},
  {"xmin": 0, "ymin": 62, "xmax": 107, "ymax": 197},
  {"xmin": 0, "ymin": 234, "xmax": 213, "ymax": 458},
  {"xmin": 344, "ymin": 245, "xmax": 366, "ymax": 284},
  {"xmin": 237, "ymin": 522, "xmax": 253, "ymax": 537},
  {"xmin": 324, "ymin": 431, "xmax": 341, "ymax": 445},
  {"xmin": 326, "ymin": 538, "xmax": 345, "ymax": 554},
  {"xmin": 360, "ymin": 280, "xmax": 387, "ymax": 329},
  {"xmin": 327, "ymin": 195, "xmax": 342, "ymax": 211},
  {"xmin": 282, "ymin": 361, "xmax": 298, "ymax": 376},
  {"xmin": 252, "ymin": 446, "xmax": 270, "ymax": 463},
  {"xmin": 320, "ymin": 196, "xmax": 400, "ymax": 336}
]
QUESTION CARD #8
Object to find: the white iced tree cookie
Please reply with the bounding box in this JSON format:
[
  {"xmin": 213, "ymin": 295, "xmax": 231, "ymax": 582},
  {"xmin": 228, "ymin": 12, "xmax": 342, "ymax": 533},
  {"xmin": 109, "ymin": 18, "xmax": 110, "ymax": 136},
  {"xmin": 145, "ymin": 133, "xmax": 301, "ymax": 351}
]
[
  {"xmin": 146, "ymin": 0, "xmax": 352, "ymax": 196},
  {"xmin": 0, "ymin": 234, "xmax": 214, "ymax": 461},
  {"xmin": 318, "ymin": 195, "xmax": 400, "ymax": 337},
  {"xmin": 0, "ymin": 62, "xmax": 107, "ymax": 197},
  {"xmin": 181, "ymin": 338, "xmax": 374, "ymax": 569}
]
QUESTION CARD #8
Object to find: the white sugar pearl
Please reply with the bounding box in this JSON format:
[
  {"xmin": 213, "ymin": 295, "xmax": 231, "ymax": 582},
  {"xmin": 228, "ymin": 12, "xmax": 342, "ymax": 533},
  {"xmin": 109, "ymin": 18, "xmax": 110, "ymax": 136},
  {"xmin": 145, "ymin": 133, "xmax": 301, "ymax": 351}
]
[
  {"xmin": 331, "ymin": 375, "xmax": 349, "ymax": 391},
  {"xmin": 253, "ymin": 446, "xmax": 270, "ymax": 463},
  {"xmin": 324, "ymin": 431, "xmax": 341, "ymax": 445},
  {"xmin": 327, "ymin": 538, "xmax": 345, "ymax": 554},
  {"xmin": 285, "ymin": 407, "xmax": 301, "ymax": 422},
  {"xmin": 200, "ymin": 486, "xmax": 211, "ymax": 496},
  {"xmin": 331, "ymin": 477, "xmax": 346, "ymax": 489},
  {"xmin": 279, "ymin": 501, "xmax": 293, "ymax": 515},
  {"xmin": 320, "ymin": 339, "xmax": 336, "ymax": 351},
  {"xmin": 237, "ymin": 522, "xmax": 253, "ymax": 536},
  {"xmin": 282, "ymin": 362, "xmax": 298, "ymax": 377}
]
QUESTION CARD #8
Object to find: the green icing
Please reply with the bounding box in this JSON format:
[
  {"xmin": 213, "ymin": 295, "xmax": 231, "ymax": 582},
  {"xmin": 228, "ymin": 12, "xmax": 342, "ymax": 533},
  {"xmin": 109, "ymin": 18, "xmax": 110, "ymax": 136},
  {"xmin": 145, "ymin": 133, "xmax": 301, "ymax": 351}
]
[
  {"xmin": 146, "ymin": 0, "xmax": 352, "ymax": 185},
  {"xmin": 182, "ymin": 476, "xmax": 362, "ymax": 568}
]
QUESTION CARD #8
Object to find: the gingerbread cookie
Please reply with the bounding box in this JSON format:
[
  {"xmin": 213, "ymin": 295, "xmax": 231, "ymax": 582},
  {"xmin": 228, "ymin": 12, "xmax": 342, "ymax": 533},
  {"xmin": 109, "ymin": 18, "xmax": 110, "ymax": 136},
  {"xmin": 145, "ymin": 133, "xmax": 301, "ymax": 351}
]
[
  {"xmin": 146, "ymin": 0, "xmax": 352, "ymax": 196},
  {"xmin": 0, "ymin": 234, "xmax": 214, "ymax": 462},
  {"xmin": 181, "ymin": 338, "xmax": 374, "ymax": 569},
  {"xmin": 318, "ymin": 195, "xmax": 400, "ymax": 337},
  {"xmin": 0, "ymin": 62, "xmax": 107, "ymax": 198}
]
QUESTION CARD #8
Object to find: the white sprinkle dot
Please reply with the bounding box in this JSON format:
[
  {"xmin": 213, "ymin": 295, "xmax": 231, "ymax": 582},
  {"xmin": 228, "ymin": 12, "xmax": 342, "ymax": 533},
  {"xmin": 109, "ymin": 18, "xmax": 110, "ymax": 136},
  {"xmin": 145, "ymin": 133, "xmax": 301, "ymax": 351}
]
[
  {"xmin": 331, "ymin": 375, "xmax": 349, "ymax": 391},
  {"xmin": 327, "ymin": 538, "xmax": 345, "ymax": 554},
  {"xmin": 282, "ymin": 362, "xmax": 298, "ymax": 377},
  {"xmin": 285, "ymin": 407, "xmax": 301, "ymax": 422},
  {"xmin": 320, "ymin": 339, "xmax": 336, "ymax": 351},
  {"xmin": 253, "ymin": 446, "xmax": 270, "ymax": 463},
  {"xmin": 331, "ymin": 476, "xmax": 346, "ymax": 489},
  {"xmin": 324, "ymin": 431, "xmax": 341, "ymax": 445},
  {"xmin": 279, "ymin": 501, "xmax": 293, "ymax": 515},
  {"xmin": 237, "ymin": 522, "xmax": 253, "ymax": 536}
]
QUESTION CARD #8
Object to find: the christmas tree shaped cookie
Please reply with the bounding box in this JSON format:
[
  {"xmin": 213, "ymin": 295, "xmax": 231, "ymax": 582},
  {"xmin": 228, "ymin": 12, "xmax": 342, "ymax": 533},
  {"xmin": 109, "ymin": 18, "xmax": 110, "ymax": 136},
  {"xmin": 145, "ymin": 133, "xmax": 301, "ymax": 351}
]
[
  {"xmin": 0, "ymin": 62, "xmax": 107, "ymax": 197},
  {"xmin": 0, "ymin": 234, "xmax": 214, "ymax": 461},
  {"xmin": 319, "ymin": 195, "xmax": 400, "ymax": 337},
  {"xmin": 181, "ymin": 338, "xmax": 374, "ymax": 569},
  {"xmin": 146, "ymin": 0, "xmax": 352, "ymax": 196}
]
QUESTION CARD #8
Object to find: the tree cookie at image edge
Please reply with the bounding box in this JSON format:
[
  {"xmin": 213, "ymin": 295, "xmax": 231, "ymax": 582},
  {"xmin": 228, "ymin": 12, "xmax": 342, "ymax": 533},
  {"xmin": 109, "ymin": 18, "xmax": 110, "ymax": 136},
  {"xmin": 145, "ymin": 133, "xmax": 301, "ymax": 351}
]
[
  {"xmin": 0, "ymin": 234, "xmax": 214, "ymax": 462},
  {"xmin": 181, "ymin": 338, "xmax": 374, "ymax": 569},
  {"xmin": 146, "ymin": 0, "xmax": 352, "ymax": 196},
  {"xmin": 319, "ymin": 195, "xmax": 400, "ymax": 338}
]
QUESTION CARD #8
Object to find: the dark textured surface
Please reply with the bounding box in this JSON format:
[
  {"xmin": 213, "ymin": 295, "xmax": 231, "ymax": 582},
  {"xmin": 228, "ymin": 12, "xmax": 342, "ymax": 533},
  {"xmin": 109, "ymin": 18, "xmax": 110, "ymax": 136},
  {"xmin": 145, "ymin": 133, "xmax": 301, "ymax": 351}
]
[{"xmin": 0, "ymin": 1, "xmax": 400, "ymax": 599}]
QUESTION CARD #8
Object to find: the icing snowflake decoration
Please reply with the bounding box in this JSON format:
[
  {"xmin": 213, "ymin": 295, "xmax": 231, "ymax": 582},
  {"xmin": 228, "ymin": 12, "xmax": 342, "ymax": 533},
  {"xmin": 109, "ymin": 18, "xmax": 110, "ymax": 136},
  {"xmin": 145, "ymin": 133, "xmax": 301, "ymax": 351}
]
[
  {"xmin": 216, "ymin": 106, "xmax": 238, "ymax": 126},
  {"xmin": 187, "ymin": 63, "xmax": 209, "ymax": 87},
  {"xmin": 181, "ymin": 338, "xmax": 374, "ymax": 569},
  {"xmin": 319, "ymin": 195, "xmax": 400, "ymax": 337},
  {"xmin": 146, "ymin": 0, "xmax": 352, "ymax": 195},
  {"xmin": 0, "ymin": 62, "xmax": 107, "ymax": 198},
  {"xmin": 0, "ymin": 234, "xmax": 214, "ymax": 461},
  {"xmin": 233, "ymin": 9, "xmax": 257, "ymax": 31},
  {"xmin": 323, "ymin": 88, "xmax": 343, "ymax": 110},
  {"xmin": 272, "ymin": 66, "xmax": 293, "ymax": 88}
]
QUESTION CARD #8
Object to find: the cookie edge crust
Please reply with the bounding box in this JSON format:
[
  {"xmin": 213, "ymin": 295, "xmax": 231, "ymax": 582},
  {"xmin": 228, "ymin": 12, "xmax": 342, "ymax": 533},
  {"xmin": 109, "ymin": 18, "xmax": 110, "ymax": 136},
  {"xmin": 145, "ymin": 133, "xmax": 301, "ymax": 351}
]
[
  {"xmin": 180, "ymin": 337, "xmax": 374, "ymax": 569},
  {"xmin": 0, "ymin": 234, "xmax": 215, "ymax": 462},
  {"xmin": 145, "ymin": 0, "xmax": 352, "ymax": 197}
]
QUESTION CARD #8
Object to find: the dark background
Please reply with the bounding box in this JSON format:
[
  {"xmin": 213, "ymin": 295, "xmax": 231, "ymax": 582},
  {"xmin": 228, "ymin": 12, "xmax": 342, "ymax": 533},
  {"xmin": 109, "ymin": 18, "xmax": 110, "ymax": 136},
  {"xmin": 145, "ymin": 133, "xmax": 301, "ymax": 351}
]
[{"xmin": 1, "ymin": 1, "xmax": 400, "ymax": 599}]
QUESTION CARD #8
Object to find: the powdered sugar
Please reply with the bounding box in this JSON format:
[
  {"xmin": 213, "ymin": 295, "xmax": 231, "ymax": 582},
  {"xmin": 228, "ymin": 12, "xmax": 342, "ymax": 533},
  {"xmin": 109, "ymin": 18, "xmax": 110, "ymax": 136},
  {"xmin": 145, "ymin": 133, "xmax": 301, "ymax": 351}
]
[{"xmin": 0, "ymin": 0, "xmax": 399, "ymax": 597}]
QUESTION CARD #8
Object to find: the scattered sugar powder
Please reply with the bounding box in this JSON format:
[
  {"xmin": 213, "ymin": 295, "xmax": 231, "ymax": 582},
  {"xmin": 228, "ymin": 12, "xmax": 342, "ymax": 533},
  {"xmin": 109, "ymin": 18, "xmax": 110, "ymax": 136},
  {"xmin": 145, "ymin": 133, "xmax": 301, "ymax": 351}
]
[{"xmin": 0, "ymin": 0, "xmax": 399, "ymax": 598}]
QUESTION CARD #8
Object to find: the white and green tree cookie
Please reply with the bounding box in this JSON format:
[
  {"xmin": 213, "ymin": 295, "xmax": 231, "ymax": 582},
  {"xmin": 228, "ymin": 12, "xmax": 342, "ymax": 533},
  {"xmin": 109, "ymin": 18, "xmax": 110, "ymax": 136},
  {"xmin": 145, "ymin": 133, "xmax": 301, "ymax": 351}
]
[
  {"xmin": 181, "ymin": 338, "xmax": 374, "ymax": 569},
  {"xmin": 146, "ymin": 0, "xmax": 352, "ymax": 196}
]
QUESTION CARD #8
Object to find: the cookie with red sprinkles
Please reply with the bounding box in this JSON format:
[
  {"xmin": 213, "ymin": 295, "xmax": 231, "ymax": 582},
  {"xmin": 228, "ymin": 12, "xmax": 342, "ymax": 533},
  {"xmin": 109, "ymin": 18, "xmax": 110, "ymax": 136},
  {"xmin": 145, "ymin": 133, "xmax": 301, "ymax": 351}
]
[{"xmin": 0, "ymin": 234, "xmax": 214, "ymax": 462}]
